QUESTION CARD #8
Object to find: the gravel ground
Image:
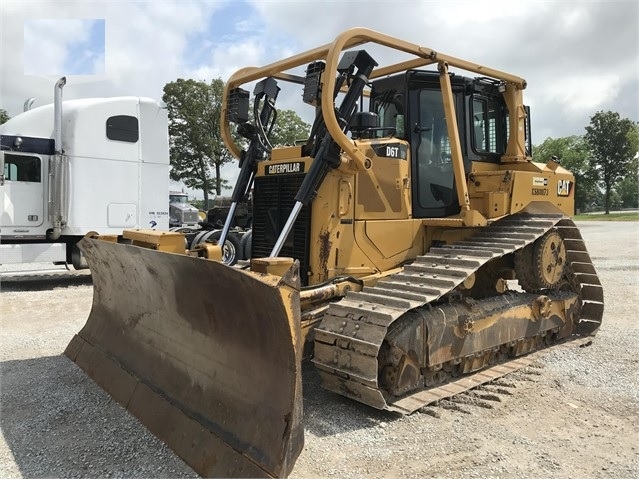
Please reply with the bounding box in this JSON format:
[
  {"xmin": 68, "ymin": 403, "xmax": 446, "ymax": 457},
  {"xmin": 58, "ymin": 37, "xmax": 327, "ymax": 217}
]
[{"xmin": 1, "ymin": 221, "xmax": 637, "ymax": 478}]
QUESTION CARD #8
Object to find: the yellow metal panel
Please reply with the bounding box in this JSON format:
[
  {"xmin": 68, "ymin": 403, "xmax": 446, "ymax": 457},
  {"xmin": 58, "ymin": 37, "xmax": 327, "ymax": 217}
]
[
  {"xmin": 364, "ymin": 220, "xmax": 418, "ymax": 259},
  {"xmin": 271, "ymin": 145, "xmax": 304, "ymax": 161},
  {"xmin": 122, "ymin": 229, "xmax": 186, "ymax": 254},
  {"xmin": 487, "ymin": 191, "xmax": 509, "ymax": 218},
  {"xmin": 354, "ymin": 140, "xmax": 411, "ymax": 220},
  {"xmin": 510, "ymin": 171, "xmax": 575, "ymax": 217},
  {"xmin": 252, "ymin": 257, "xmax": 296, "ymax": 277},
  {"xmin": 353, "ymin": 219, "xmax": 424, "ymax": 271}
]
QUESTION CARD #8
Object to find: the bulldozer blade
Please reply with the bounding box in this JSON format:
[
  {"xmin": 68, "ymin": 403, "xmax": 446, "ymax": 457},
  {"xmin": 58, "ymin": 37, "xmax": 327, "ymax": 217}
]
[{"xmin": 64, "ymin": 237, "xmax": 304, "ymax": 478}]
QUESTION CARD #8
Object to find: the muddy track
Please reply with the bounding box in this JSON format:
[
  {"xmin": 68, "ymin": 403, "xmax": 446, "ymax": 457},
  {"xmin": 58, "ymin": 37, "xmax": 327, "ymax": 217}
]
[{"xmin": 313, "ymin": 212, "xmax": 603, "ymax": 413}]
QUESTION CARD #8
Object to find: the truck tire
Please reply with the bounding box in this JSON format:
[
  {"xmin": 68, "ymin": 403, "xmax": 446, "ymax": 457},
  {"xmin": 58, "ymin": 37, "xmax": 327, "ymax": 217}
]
[
  {"xmin": 190, "ymin": 229, "xmax": 212, "ymax": 250},
  {"xmin": 240, "ymin": 229, "xmax": 252, "ymax": 260},
  {"xmin": 207, "ymin": 230, "xmax": 242, "ymax": 266},
  {"xmin": 71, "ymin": 241, "xmax": 89, "ymax": 270}
]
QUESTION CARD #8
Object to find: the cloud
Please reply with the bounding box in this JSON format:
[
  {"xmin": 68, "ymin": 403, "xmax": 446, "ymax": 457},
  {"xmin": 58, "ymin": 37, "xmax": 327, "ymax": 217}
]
[
  {"xmin": 245, "ymin": 0, "xmax": 638, "ymax": 140},
  {"xmin": 23, "ymin": 18, "xmax": 104, "ymax": 75},
  {"xmin": 1, "ymin": 1, "xmax": 227, "ymax": 114}
]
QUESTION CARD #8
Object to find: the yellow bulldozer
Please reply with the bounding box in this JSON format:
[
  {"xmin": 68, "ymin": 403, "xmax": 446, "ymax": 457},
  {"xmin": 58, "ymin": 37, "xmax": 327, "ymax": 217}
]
[{"xmin": 64, "ymin": 28, "xmax": 603, "ymax": 478}]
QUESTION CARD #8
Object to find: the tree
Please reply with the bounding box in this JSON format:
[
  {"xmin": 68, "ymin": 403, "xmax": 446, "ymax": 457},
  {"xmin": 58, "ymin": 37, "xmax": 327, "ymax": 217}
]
[
  {"xmin": 585, "ymin": 111, "xmax": 638, "ymax": 214},
  {"xmin": 533, "ymin": 135, "xmax": 601, "ymax": 213},
  {"xmin": 268, "ymin": 109, "xmax": 311, "ymax": 147},
  {"xmin": 162, "ymin": 78, "xmax": 232, "ymax": 206},
  {"xmin": 615, "ymin": 155, "xmax": 639, "ymax": 209},
  {"xmin": 0, "ymin": 109, "xmax": 9, "ymax": 125}
]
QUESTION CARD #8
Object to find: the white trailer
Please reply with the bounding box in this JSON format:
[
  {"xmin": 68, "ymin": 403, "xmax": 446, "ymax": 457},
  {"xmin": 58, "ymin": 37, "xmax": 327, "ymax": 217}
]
[{"xmin": 0, "ymin": 78, "xmax": 169, "ymax": 269}]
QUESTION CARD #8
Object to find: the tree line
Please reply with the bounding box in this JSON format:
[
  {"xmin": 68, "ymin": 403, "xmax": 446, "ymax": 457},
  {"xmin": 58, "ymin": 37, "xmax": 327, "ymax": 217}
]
[{"xmin": 534, "ymin": 111, "xmax": 638, "ymax": 214}]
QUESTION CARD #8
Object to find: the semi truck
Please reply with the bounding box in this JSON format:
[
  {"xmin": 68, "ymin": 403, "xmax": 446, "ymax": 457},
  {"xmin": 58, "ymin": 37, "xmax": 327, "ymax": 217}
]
[
  {"xmin": 169, "ymin": 190, "xmax": 200, "ymax": 228},
  {"xmin": 0, "ymin": 79, "xmax": 245, "ymax": 269},
  {"xmin": 0, "ymin": 78, "xmax": 170, "ymax": 269}
]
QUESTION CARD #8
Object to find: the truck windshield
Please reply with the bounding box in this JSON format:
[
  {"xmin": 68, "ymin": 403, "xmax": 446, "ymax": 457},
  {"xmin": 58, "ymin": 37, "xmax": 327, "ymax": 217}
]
[{"xmin": 170, "ymin": 195, "xmax": 188, "ymax": 204}]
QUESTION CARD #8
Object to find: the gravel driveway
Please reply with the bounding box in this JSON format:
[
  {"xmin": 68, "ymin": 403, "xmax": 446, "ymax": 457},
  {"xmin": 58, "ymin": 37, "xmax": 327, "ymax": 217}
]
[{"xmin": 1, "ymin": 221, "xmax": 637, "ymax": 478}]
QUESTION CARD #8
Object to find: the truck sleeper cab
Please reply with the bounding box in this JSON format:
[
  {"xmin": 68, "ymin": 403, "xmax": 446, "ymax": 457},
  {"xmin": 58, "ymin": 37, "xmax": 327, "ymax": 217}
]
[{"xmin": 0, "ymin": 92, "xmax": 169, "ymax": 268}]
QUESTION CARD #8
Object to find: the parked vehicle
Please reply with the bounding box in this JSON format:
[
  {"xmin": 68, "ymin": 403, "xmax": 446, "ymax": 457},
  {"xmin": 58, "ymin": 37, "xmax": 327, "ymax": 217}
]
[
  {"xmin": 66, "ymin": 29, "xmax": 602, "ymax": 478},
  {"xmin": 0, "ymin": 78, "xmax": 169, "ymax": 269}
]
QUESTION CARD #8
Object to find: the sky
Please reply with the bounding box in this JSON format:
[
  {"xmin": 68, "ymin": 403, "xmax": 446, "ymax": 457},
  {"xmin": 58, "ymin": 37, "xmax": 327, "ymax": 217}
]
[
  {"xmin": 1, "ymin": 0, "xmax": 637, "ymax": 196},
  {"xmin": 23, "ymin": 18, "xmax": 105, "ymax": 75}
]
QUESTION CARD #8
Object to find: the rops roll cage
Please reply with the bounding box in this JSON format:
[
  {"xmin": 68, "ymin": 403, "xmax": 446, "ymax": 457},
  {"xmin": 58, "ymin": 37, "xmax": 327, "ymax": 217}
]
[{"xmin": 217, "ymin": 27, "xmax": 529, "ymax": 252}]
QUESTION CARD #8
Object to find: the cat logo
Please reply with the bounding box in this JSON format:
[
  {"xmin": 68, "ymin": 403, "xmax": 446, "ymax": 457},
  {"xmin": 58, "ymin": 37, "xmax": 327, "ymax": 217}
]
[{"xmin": 557, "ymin": 179, "xmax": 573, "ymax": 197}]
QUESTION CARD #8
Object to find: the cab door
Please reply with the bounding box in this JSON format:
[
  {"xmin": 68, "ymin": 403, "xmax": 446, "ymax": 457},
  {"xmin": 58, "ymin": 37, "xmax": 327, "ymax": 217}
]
[
  {"xmin": 0, "ymin": 152, "xmax": 45, "ymax": 228},
  {"xmin": 409, "ymin": 86, "xmax": 461, "ymax": 218}
]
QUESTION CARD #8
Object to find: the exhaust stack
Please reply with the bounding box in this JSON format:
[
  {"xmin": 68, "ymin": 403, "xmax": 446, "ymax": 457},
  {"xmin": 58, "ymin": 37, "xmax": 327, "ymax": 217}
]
[
  {"xmin": 53, "ymin": 77, "xmax": 66, "ymax": 154},
  {"xmin": 48, "ymin": 76, "xmax": 68, "ymax": 240},
  {"xmin": 23, "ymin": 97, "xmax": 35, "ymax": 112}
]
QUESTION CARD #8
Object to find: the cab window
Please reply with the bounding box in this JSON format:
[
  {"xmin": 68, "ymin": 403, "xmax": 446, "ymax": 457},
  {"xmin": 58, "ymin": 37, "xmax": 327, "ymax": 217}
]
[
  {"xmin": 372, "ymin": 90, "xmax": 406, "ymax": 139},
  {"xmin": 415, "ymin": 88, "xmax": 454, "ymax": 210},
  {"xmin": 106, "ymin": 115, "xmax": 139, "ymax": 143},
  {"xmin": 472, "ymin": 96, "xmax": 505, "ymax": 154}
]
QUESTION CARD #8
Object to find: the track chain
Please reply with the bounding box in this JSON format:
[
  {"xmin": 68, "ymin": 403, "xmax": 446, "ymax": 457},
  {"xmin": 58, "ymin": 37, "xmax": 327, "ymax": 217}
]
[{"xmin": 313, "ymin": 212, "xmax": 603, "ymax": 413}]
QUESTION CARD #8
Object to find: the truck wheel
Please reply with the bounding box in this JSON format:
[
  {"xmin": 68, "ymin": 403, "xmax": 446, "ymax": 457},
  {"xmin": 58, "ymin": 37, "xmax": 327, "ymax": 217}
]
[
  {"xmin": 240, "ymin": 230, "xmax": 252, "ymax": 259},
  {"xmin": 71, "ymin": 242, "xmax": 88, "ymax": 270},
  {"xmin": 208, "ymin": 230, "xmax": 242, "ymax": 266},
  {"xmin": 191, "ymin": 229, "xmax": 212, "ymax": 250}
]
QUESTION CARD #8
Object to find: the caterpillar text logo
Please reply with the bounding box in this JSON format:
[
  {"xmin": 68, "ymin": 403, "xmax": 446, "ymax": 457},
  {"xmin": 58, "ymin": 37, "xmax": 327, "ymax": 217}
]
[
  {"xmin": 266, "ymin": 162, "xmax": 305, "ymax": 175},
  {"xmin": 557, "ymin": 179, "xmax": 573, "ymax": 197}
]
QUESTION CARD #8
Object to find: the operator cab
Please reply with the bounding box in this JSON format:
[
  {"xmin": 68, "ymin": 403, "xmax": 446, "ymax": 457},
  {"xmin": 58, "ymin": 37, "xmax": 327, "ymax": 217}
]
[{"xmin": 363, "ymin": 71, "xmax": 528, "ymax": 219}]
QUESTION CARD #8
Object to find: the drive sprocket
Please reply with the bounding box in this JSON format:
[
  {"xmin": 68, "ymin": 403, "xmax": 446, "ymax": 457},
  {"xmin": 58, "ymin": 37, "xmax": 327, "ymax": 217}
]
[{"xmin": 515, "ymin": 228, "xmax": 566, "ymax": 291}]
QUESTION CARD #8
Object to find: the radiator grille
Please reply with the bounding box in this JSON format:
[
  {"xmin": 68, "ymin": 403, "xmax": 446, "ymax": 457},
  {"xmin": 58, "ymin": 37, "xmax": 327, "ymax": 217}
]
[
  {"xmin": 183, "ymin": 211, "xmax": 199, "ymax": 224},
  {"xmin": 252, "ymin": 173, "xmax": 311, "ymax": 286}
]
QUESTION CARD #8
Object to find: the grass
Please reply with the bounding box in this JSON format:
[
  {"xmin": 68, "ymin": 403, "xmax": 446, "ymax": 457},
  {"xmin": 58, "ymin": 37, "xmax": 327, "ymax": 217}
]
[{"xmin": 574, "ymin": 212, "xmax": 639, "ymax": 221}]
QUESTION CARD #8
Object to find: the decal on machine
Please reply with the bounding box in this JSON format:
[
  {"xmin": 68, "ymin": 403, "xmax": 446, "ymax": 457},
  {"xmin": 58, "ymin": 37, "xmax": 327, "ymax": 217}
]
[
  {"xmin": 557, "ymin": 179, "xmax": 573, "ymax": 197},
  {"xmin": 373, "ymin": 143, "xmax": 408, "ymax": 159},
  {"xmin": 533, "ymin": 177, "xmax": 548, "ymax": 187},
  {"xmin": 532, "ymin": 188, "xmax": 549, "ymax": 196},
  {"xmin": 266, "ymin": 162, "xmax": 305, "ymax": 175}
]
